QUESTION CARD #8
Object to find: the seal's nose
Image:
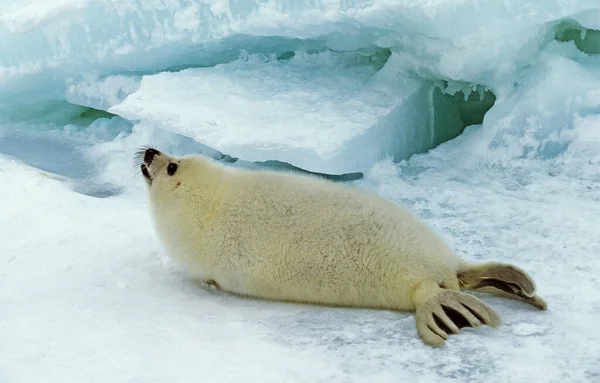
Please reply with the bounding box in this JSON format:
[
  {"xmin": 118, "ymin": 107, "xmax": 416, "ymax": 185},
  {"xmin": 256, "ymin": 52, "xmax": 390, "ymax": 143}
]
[{"xmin": 144, "ymin": 148, "xmax": 160, "ymax": 165}]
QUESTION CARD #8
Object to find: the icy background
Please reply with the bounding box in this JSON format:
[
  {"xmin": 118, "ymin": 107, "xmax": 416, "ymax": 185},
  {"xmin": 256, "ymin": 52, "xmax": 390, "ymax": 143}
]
[{"xmin": 1, "ymin": 1, "xmax": 600, "ymax": 382}]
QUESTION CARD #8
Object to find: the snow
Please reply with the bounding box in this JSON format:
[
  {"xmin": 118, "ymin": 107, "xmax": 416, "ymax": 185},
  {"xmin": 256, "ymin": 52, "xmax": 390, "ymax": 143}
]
[
  {"xmin": 2, "ymin": 118, "xmax": 599, "ymax": 382},
  {"xmin": 0, "ymin": 157, "xmax": 341, "ymax": 383},
  {"xmin": 2, "ymin": 0, "xmax": 600, "ymax": 381}
]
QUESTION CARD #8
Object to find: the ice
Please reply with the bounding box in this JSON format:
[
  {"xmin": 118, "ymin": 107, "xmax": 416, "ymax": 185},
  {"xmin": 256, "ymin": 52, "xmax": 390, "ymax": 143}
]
[
  {"xmin": 106, "ymin": 51, "xmax": 465, "ymax": 174},
  {"xmin": 2, "ymin": 0, "xmax": 600, "ymax": 382},
  {"xmin": 2, "ymin": 0, "xmax": 598, "ymax": 99},
  {"xmin": 65, "ymin": 75, "xmax": 142, "ymax": 113},
  {"xmin": 2, "ymin": 0, "xmax": 598, "ymax": 172}
]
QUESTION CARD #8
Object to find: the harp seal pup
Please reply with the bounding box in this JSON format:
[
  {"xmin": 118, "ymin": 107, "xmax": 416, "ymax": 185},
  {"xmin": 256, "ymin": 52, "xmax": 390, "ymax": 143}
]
[{"xmin": 139, "ymin": 147, "xmax": 546, "ymax": 347}]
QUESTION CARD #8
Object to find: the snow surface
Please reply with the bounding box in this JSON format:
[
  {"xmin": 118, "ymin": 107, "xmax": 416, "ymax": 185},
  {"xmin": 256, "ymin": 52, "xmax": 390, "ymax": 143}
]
[
  {"xmin": 2, "ymin": 117, "xmax": 599, "ymax": 382},
  {"xmin": 2, "ymin": 0, "xmax": 600, "ymax": 382}
]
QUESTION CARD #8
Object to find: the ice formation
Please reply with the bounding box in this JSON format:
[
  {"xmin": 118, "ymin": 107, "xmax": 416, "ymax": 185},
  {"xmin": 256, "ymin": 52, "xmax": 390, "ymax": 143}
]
[
  {"xmin": 1, "ymin": 1, "xmax": 600, "ymax": 382},
  {"xmin": 1, "ymin": 0, "xmax": 598, "ymax": 173},
  {"xmin": 104, "ymin": 52, "xmax": 466, "ymax": 173}
]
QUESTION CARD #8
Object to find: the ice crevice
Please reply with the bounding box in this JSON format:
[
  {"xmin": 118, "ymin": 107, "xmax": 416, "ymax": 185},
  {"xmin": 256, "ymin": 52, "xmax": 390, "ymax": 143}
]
[
  {"xmin": 554, "ymin": 20, "xmax": 600, "ymax": 55},
  {"xmin": 0, "ymin": 101, "xmax": 129, "ymax": 198}
]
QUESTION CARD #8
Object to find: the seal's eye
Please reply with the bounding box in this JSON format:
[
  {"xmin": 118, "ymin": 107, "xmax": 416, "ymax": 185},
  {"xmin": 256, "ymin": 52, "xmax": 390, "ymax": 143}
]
[{"xmin": 167, "ymin": 163, "xmax": 178, "ymax": 176}]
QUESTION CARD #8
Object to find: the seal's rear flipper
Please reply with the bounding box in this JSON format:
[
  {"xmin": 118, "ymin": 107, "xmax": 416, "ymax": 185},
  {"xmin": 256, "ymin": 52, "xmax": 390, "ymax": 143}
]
[
  {"xmin": 458, "ymin": 262, "xmax": 547, "ymax": 310},
  {"xmin": 412, "ymin": 280, "xmax": 501, "ymax": 347}
]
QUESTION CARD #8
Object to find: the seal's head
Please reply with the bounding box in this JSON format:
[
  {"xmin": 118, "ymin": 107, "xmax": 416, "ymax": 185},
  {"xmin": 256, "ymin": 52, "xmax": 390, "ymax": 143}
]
[
  {"xmin": 138, "ymin": 147, "xmax": 185, "ymax": 191},
  {"xmin": 137, "ymin": 147, "xmax": 221, "ymax": 200},
  {"xmin": 138, "ymin": 147, "xmax": 225, "ymax": 242}
]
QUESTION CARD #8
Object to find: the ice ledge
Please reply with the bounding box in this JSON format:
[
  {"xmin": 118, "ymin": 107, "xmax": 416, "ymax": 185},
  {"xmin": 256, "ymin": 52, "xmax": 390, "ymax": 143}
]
[{"xmin": 103, "ymin": 52, "xmax": 462, "ymax": 174}]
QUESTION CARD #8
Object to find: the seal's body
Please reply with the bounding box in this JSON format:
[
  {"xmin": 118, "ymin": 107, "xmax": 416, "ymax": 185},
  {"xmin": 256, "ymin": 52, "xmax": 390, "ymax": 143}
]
[{"xmin": 140, "ymin": 148, "xmax": 546, "ymax": 347}]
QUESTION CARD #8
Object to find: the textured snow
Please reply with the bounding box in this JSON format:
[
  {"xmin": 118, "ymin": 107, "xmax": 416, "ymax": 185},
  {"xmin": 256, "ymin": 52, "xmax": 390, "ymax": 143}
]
[
  {"xmin": 2, "ymin": 115, "xmax": 599, "ymax": 382},
  {"xmin": 2, "ymin": 0, "xmax": 600, "ymax": 382}
]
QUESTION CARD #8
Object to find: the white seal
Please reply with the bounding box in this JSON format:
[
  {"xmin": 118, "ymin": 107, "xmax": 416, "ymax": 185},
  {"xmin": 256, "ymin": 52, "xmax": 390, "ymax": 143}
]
[{"xmin": 140, "ymin": 148, "xmax": 546, "ymax": 347}]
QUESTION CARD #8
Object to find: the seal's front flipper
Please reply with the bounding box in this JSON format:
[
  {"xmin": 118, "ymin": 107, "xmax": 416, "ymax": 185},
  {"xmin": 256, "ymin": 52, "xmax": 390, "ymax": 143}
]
[
  {"xmin": 458, "ymin": 262, "xmax": 547, "ymax": 310},
  {"xmin": 412, "ymin": 280, "xmax": 501, "ymax": 347}
]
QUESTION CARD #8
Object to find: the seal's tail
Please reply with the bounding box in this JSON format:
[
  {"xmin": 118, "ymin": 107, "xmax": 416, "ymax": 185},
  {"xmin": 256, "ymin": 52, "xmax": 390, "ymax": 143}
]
[{"xmin": 457, "ymin": 262, "xmax": 547, "ymax": 310}]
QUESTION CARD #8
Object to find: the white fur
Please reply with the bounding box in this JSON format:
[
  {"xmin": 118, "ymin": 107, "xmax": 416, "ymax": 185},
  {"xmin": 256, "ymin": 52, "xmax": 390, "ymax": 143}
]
[{"xmin": 144, "ymin": 152, "xmax": 465, "ymax": 312}]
